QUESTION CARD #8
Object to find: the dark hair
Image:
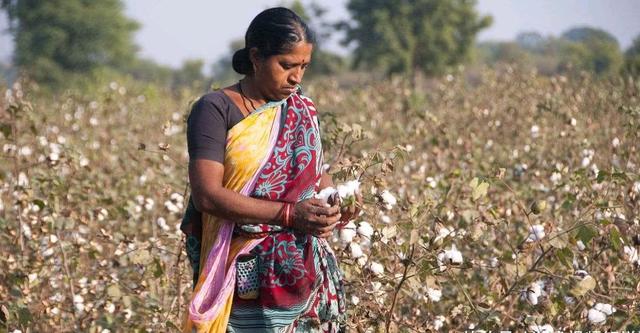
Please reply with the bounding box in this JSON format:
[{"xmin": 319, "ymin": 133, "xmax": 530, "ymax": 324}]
[{"xmin": 232, "ymin": 7, "xmax": 316, "ymax": 75}]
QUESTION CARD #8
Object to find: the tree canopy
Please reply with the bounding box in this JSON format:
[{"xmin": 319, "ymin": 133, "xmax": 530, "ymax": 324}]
[
  {"xmin": 340, "ymin": 0, "xmax": 492, "ymax": 76},
  {"xmin": 1, "ymin": 0, "xmax": 139, "ymax": 86}
]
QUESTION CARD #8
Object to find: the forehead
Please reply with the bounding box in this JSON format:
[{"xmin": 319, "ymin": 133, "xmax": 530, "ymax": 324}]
[{"xmin": 275, "ymin": 42, "xmax": 313, "ymax": 62}]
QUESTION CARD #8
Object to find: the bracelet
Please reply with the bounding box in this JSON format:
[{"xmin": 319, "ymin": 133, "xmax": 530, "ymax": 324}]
[{"xmin": 283, "ymin": 203, "xmax": 292, "ymax": 228}]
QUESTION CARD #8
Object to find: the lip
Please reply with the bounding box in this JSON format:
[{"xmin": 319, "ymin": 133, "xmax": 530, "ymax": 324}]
[{"xmin": 282, "ymin": 86, "xmax": 296, "ymax": 94}]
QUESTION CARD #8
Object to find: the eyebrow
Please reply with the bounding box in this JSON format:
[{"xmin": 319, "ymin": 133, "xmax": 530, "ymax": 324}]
[{"xmin": 281, "ymin": 59, "xmax": 310, "ymax": 66}]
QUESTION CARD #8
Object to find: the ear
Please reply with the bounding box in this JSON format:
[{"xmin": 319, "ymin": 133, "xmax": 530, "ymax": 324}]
[{"xmin": 249, "ymin": 47, "xmax": 261, "ymax": 74}]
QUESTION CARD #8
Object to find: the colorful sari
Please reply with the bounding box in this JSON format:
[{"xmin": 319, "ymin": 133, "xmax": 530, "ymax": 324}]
[{"xmin": 183, "ymin": 89, "xmax": 346, "ymax": 333}]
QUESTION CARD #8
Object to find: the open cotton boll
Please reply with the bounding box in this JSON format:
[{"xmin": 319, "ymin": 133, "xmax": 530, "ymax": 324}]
[
  {"xmin": 437, "ymin": 244, "xmax": 463, "ymax": 271},
  {"xmin": 594, "ymin": 303, "xmax": 615, "ymax": 315},
  {"xmin": 588, "ymin": 303, "xmax": 615, "ymax": 325},
  {"xmin": 526, "ymin": 224, "xmax": 546, "ymax": 242},
  {"xmin": 350, "ymin": 242, "xmax": 364, "ymax": 258},
  {"xmin": 520, "ymin": 280, "xmax": 545, "ymax": 305},
  {"xmin": 315, "ymin": 187, "xmax": 337, "ymax": 205},
  {"xmin": 336, "ymin": 180, "xmax": 360, "ymax": 200},
  {"xmin": 339, "ymin": 222, "xmax": 357, "ymax": 243},
  {"xmin": 369, "ymin": 261, "xmax": 384, "ymax": 276},
  {"xmin": 426, "ymin": 288, "xmax": 442, "ymax": 302},
  {"xmin": 357, "ymin": 221, "xmax": 374, "ymax": 239},
  {"xmin": 380, "ymin": 190, "xmax": 397, "ymax": 210}
]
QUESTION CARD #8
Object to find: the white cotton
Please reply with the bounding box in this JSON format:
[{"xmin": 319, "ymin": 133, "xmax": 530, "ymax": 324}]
[
  {"xmin": 529, "ymin": 324, "xmax": 554, "ymax": 333},
  {"xmin": 433, "ymin": 226, "xmax": 456, "ymax": 243},
  {"xmin": 521, "ymin": 280, "xmax": 545, "ymax": 305},
  {"xmin": 426, "ymin": 288, "xmax": 442, "ymax": 302},
  {"xmin": 594, "ymin": 303, "xmax": 615, "ymax": 315},
  {"xmin": 73, "ymin": 295, "xmax": 85, "ymax": 312},
  {"xmin": 624, "ymin": 246, "xmax": 639, "ymax": 265},
  {"xmin": 339, "ymin": 222, "xmax": 357, "ymax": 243},
  {"xmin": 577, "ymin": 240, "xmax": 586, "ymax": 251},
  {"xmin": 433, "ymin": 315, "xmax": 445, "ymax": 330},
  {"xmin": 531, "ymin": 125, "xmax": 540, "ymax": 138},
  {"xmin": 380, "ymin": 190, "xmax": 397, "ymax": 210},
  {"xmin": 612, "ymin": 137, "xmax": 620, "ymax": 148},
  {"xmin": 357, "ymin": 222, "xmax": 374, "ymax": 239},
  {"xmin": 369, "ymin": 261, "xmax": 384, "ymax": 276},
  {"xmin": 526, "ymin": 224, "xmax": 546, "ymax": 242},
  {"xmin": 336, "ymin": 180, "xmax": 360, "ymax": 200},
  {"xmin": 588, "ymin": 308, "xmax": 607, "ymax": 324},
  {"xmin": 588, "ymin": 303, "xmax": 616, "ymax": 324},
  {"xmin": 437, "ymin": 244, "xmax": 463, "ymax": 271},
  {"xmin": 550, "ymin": 172, "xmax": 562, "ymax": 185},
  {"xmin": 349, "ymin": 242, "xmax": 364, "ymax": 258},
  {"xmin": 315, "ymin": 186, "xmax": 337, "ymax": 205}
]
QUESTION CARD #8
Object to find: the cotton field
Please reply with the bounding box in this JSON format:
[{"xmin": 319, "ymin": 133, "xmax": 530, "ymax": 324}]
[{"xmin": 1, "ymin": 67, "xmax": 639, "ymax": 332}]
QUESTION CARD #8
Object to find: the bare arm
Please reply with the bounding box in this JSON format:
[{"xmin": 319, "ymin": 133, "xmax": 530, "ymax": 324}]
[{"xmin": 189, "ymin": 159, "xmax": 341, "ymax": 237}]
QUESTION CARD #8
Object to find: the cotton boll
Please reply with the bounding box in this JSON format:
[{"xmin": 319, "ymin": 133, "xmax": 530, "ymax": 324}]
[
  {"xmin": 433, "ymin": 316, "xmax": 445, "ymax": 330},
  {"xmin": 426, "ymin": 288, "xmax": 442, "ymax": 302},
  {"xmin": 437, "ymin": 244, "xmax": 463, "ymax": 271},
  {"xmin": 594, "ymin": 303, "xmax": 615, "ymax": 315},
  {"xmin": 588, "ymin": 308, "xmax": 607, "ymax": 324},
  {"xmin": 315, "ymin": 187, "xmax": 337, "ymax": 205},
  {"xmin": 369, "ymin": 261, "xmax": 384, "ymax": 276},
  {"xmin": 380, "ymin": 190, "xmax": 397, "ymax": 210},
  {"xmin": 526, "ymin": 224, "xmax": 546, "ymax": 242},
  {"xmin": 357, "ymin": 221, "xmax": 374, "ymax": 239},
  {"xmin": 339, "ymin": 222, "xmax": 357, "ymax": 243},
  {"xmin": 349, "ymin": 242, "xmax": 364, "ymax": 258},
  {"xmin": 336, "ymin": 180, "xmax": 360, "ymax": 200},
  {"xmin": 521, "ymin": 281, "xmax": 545, "ymax": 305}
]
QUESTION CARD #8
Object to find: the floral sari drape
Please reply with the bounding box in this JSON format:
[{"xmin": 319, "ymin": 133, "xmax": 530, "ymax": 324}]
[{"xmin": 183, "ymin": 89, "xmax": 346, "ymax": 333}]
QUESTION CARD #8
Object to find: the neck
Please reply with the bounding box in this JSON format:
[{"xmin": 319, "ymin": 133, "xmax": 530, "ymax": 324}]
[{"xmin": 241, "ymin": 76, "xmax": 267, "ymax": 105}]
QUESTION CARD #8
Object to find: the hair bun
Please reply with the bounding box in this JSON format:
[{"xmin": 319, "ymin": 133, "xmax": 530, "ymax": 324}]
[{"xmin": 232, "ymin": 48, "xmax": 253, "ymax": 75}]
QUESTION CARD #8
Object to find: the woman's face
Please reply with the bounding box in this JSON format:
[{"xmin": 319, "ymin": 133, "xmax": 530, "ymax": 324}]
[{"xmin": 251, "ymin": 42, "xmax": 313, "ymax": 101}]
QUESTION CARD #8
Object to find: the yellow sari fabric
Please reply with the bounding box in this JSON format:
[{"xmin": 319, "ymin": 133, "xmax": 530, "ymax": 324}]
[{"xmin": 183, "ymin": 104, "xmax": 281, "ymax": 333}]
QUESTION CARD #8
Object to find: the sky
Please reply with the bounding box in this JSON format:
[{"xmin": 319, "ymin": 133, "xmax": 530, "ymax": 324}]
[{"xmin": 1, "ymin": 0, "xmax": 639, "ymax": 68}]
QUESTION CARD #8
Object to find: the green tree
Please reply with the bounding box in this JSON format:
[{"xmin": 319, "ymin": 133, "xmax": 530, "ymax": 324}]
[
  {"xmin": 623, "ymin": 34, "xmax": 640, "ymax": 77},
  {"xmin": 285, "ymin": 0, "xmax": 346, "ymax": 76},
  {"xmin": 173, "ymin": 59, "xmax": 205, "ymax": 89},
  {"xmin": 1, "ymin": 0, "xmax": 139, "ymax": 86},
  {"xmin": 558, "ymin": 26, "xmax": 623, "ymax": 75},
  {"xmin": 340, "ymin": 0, "xmax": 492, "ymax": 76}
]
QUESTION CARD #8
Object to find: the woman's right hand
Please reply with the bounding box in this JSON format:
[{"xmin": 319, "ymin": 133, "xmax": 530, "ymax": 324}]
[{"xmin": 291, "ymin": 198, "xmax": 341, "ymax": 238}]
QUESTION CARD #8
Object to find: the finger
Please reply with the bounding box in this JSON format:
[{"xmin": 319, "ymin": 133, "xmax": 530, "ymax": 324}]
[
  {"xmin": 307, "ymin": 198, "xmax": 331, "ymax": 207},
  {"xmin": 314, "ymin": 205, "xmax": 340, "ymax": 216},
  {"xmin": 318, "ymin": 231, "xmax": 333, "ymax": 239},
  {"xmin": 318, "ymin": 214, "xmax": 341, "ymax": 226}
]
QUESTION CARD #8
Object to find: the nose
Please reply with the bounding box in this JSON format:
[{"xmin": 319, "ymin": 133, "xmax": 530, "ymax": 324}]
[{"xmin": 289, "ymin": 67, "xmax": 302, "ymax": 85}]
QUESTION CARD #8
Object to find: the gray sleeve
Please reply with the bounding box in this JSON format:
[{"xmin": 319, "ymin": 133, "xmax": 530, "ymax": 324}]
[{"xmin": 187, "ymin": 95, "xmax": 228, "ymax": 163}]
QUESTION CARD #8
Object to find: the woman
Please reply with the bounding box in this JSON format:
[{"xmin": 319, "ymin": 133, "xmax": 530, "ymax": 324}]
[{"xmin": 181, "ymin": 7, "xmax": 353, "ymax": 333}]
